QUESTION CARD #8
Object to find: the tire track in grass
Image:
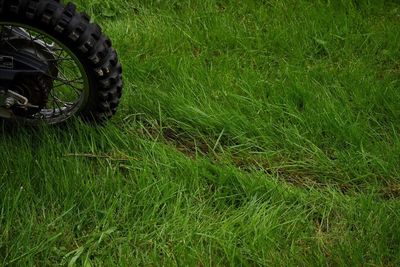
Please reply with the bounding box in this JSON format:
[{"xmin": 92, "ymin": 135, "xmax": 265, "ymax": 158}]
[{"xmin": 130, "ymin": 119, "xmax": 400, "ymax": 199}]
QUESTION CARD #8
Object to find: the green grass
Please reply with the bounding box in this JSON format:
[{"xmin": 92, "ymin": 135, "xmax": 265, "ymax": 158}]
[{"xmin": 1, "ymin": 0, "xmax": 400, "ymax": 265}]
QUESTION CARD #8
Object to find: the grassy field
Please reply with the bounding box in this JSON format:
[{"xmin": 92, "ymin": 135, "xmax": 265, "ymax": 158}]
[{"xmin": 1, "ymin": 0, "xmax": 400, "ymax": 265}]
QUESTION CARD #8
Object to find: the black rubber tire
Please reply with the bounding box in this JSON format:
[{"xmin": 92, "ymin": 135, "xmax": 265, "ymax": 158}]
[{"xmin": 0, "ymin": 0, "xmax": 123, "ymax": 123}]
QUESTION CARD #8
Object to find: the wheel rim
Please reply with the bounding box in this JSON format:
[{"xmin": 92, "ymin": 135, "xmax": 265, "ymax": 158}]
[{"xmin": 0, "ymin": 22, "xmax": 90, "ymax": 124}]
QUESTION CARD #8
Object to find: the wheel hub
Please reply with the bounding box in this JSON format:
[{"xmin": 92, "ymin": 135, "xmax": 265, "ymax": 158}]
[
  {"xmin": 0, "ymin": 28, "xmax": 58, "ymax": 115},
  {"xmin": 12, "ymin": 74, "xmax": 52, "ymax": 115}
]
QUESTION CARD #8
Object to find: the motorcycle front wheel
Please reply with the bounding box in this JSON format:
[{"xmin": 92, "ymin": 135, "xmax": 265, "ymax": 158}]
[{"xmin": 0, "ymin": 0, "xmax": 123, "ymax": 124}]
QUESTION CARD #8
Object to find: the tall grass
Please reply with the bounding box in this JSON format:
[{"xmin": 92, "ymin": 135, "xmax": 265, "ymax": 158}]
[{"xmin": 1, "ymin": 0, "xmax": 400, "ymax": 265}]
